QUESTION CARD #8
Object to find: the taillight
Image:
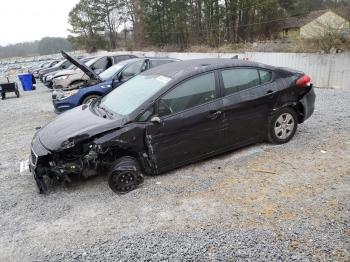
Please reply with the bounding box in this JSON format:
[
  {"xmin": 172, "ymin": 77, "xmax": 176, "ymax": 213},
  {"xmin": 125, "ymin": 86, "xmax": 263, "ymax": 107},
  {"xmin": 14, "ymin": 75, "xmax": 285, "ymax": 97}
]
[{"xmin": 296, "ymin": 75, "xmax": 311, "ymax": 88}]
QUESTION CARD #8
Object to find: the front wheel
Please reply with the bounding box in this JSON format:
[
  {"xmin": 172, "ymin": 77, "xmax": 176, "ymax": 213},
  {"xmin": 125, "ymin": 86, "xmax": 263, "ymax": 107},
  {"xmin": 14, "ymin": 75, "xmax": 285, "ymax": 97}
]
[
  {"xmin": 82, "ymin": 94, "xmax": 101, "ymax": 105},
  {"xmin": 108, "ymin": 157, "xmax": 144, "ymax": 194},
  {"xmin": 268, "ymin": 107, "xmax": 298, "ymax": 144}
]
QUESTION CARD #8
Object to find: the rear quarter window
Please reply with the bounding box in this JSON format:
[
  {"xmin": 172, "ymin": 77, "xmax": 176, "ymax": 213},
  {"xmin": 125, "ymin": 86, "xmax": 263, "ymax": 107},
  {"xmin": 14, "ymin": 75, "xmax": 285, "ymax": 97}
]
[{"xmin": 221, "ymin": 68, "xmax": 260, "ymax": 95}]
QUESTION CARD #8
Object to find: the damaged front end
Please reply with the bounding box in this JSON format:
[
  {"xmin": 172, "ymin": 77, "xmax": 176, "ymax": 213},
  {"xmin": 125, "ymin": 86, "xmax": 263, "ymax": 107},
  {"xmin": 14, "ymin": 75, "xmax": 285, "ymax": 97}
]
[{"xmin": 29, "ymin": 134, "xmax": 116, "ymax": 194}]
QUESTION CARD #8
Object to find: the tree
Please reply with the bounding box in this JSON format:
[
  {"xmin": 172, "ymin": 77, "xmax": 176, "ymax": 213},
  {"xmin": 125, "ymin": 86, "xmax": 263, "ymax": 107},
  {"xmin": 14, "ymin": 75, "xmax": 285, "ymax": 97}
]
[
  {"xmin": 68, "ymin": 0, "xmax": 107, "ymax": 52},
  {"xmin": 92, "ymin": 0, "xmax": 128, "ymax": 49}
]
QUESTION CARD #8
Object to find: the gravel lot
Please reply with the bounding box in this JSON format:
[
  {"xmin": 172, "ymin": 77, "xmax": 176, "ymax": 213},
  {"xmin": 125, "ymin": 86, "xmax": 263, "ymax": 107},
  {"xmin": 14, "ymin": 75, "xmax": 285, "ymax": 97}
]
[{"xmin": 0, "ymin": 82, "xmax": 349, "ymax": 261}]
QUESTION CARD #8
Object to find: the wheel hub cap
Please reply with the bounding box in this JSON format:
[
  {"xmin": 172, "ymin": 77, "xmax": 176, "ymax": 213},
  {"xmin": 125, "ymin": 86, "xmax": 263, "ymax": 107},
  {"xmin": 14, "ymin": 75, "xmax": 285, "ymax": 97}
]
[{"xmin": 274, "ymin": 113, "xmax": 295, "ymax": 140}]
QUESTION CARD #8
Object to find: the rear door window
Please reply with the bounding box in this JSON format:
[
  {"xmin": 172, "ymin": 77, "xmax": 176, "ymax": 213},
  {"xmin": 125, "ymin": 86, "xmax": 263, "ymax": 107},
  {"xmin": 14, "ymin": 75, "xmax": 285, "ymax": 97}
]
[
  {"xmin": 221, "ymin": 68, "xmax": 260, "ymax": 95},
  {"xmin": 113, "ymin": 56, "xmax": 130, "ymax": 63},
  {"xmin": 158, "ymin": 73, "xmax": 216, "ymax": 117},
  {"xmin": 259, "ymin": 70, "xmax": 272, "ymax": 84}
]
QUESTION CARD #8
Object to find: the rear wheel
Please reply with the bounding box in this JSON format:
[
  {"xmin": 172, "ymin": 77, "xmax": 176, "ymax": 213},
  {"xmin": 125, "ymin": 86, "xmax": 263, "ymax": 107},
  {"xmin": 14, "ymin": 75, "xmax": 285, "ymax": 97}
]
[
  {"xmin": 268, "ymin": 107, "xmax": 298, "ymax": 144},
  {"xmin": 15, "ymin": 85, "xmax": 20, "ymax": 98},
  {"xmin": 108, "ymin": 157, "xmax": 144, "ymax": 194},
  {"xmin": 82, "ymin": 94, "xmax": 101, "ymax": 105}
]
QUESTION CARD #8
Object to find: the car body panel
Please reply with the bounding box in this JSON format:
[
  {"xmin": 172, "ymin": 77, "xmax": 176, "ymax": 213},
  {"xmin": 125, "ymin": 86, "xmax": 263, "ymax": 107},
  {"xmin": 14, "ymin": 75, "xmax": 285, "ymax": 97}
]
[{"xmin": 37, "ymin": 103, "xmax": 126, "ymax": 152}]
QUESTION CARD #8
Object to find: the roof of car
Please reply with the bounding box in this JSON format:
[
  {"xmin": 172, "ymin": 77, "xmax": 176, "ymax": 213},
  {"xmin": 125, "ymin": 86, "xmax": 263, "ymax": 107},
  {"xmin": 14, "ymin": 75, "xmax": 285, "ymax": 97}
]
[{"xmin": 142, "ymin": 58, "xmax": 275, "ymax": 79}]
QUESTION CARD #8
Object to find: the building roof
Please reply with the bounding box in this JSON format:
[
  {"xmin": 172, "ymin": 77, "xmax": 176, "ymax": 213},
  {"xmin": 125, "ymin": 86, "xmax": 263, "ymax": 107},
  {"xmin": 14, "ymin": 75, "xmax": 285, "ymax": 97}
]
[{"xmin": 282, "ymin": 9, "xmax": 348, "ymax": 30}]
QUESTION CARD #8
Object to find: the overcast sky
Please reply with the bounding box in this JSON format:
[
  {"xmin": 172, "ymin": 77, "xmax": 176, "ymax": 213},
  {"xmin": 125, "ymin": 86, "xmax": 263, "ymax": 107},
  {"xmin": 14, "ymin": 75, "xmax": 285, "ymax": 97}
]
[{"xmin": 0, "ymin": 0, "xmax": 80, "ymax": 46}]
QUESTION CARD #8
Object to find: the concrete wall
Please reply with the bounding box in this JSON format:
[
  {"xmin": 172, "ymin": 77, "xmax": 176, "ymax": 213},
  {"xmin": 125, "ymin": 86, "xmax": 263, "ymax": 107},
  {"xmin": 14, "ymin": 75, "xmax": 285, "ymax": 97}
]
[
  {"xmin": 245, "ymin": 52, "xmax": 350, "ymax": 89},
  {"xmin": 107, "ymin": 50, "xmax": 350, "ymax": 89}
]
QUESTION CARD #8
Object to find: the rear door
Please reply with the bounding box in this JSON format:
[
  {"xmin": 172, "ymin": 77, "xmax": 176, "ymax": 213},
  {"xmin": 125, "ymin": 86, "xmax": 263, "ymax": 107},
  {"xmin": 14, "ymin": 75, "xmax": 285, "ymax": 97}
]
[
  {"xmin": 219, "ymin": 67, "xmax": 277, "ymax": 147},
  {"xmin": 145, "ymin": 72, "xmax": 225, "ymax": 172}
]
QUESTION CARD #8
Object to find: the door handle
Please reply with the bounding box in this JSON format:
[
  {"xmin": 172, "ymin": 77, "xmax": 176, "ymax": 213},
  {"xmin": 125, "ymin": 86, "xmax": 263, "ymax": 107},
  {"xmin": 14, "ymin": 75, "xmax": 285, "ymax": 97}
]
[
  {"xmin": 207, "ymin": 111, "xmax": 222, "ymax": 120},
  {"xmin": 266, "ymin": 90, "xmax": 275, "ymax": 94}
]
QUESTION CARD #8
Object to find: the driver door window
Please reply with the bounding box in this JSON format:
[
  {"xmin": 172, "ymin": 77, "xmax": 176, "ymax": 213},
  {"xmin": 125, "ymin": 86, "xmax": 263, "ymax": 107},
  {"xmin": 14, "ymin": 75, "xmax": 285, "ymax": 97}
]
[{"xmin": 158, "ymin": 73, "xmax": 216, "ymax": 117}]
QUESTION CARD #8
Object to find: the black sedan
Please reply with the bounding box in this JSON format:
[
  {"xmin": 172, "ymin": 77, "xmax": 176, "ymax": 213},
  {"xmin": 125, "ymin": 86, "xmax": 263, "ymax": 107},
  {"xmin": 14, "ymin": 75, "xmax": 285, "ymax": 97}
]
[{"xmin": 29, "ymin": 59, "xmax": 315, "ymax": 194}]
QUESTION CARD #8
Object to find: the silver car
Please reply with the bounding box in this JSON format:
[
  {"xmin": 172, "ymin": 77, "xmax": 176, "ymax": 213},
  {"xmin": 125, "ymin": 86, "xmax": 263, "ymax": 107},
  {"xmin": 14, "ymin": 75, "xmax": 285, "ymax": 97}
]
[{"xmin": 52, "ymin": 54, "xmax": 137, "ymax": 90}]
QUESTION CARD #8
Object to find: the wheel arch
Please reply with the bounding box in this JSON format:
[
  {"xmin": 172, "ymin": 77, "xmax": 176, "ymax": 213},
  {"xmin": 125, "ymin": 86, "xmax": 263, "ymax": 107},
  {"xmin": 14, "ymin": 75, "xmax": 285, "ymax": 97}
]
[
  {"xmin": 271, "ymin": 102, "xmax": 304, "ymax": 124},
  {"xmin": 79, "ymin": 91, "xmax": 103, "ymax": 105}
]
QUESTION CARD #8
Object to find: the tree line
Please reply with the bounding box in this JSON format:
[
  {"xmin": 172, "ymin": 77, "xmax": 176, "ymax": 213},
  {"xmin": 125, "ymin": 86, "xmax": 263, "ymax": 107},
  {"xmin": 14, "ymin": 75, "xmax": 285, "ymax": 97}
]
[
  {"xmin": 68, "ymin": 0, "xmax": 350, "ymax": 51},
  {"xmin": 0, "ymin": 37, "xmax": 72, "ymax": 59}
]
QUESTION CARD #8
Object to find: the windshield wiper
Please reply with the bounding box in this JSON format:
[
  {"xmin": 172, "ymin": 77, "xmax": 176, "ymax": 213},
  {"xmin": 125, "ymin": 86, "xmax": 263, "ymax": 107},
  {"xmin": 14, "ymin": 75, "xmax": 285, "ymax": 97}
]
[{"xmin": 97, "ymin": 104, "xmax": 114, "ymax": 119}]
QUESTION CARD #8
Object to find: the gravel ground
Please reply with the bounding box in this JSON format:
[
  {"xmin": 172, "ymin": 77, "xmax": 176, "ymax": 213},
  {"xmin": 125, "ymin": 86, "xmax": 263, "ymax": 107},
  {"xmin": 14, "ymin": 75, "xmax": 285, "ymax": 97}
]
[{"xmin": 0, "ymin": 82, "xmax": 349, "ymax": 261}]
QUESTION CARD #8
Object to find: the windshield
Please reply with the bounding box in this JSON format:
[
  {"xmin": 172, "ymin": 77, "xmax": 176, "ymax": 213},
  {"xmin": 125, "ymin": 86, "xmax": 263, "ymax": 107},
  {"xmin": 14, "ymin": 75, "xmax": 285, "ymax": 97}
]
[
  {"xmin": 100, "ymin": 74, "xmax": 171, "ymax": 116},
  {"xmin": 99, "ymin": 64, "xmax": 124, "ymax": 81}
]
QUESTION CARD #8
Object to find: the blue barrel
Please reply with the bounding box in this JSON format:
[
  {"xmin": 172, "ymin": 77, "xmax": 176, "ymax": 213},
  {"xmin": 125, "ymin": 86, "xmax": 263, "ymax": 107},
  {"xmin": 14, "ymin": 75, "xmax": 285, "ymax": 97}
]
[{"xmin": 18, "ymin": 74, "xmax": 34, "ymax": 91}]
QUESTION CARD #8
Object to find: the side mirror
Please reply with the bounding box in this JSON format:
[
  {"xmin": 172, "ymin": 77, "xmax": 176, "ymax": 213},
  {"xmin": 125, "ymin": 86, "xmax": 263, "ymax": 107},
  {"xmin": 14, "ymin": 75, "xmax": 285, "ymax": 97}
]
[
  {"xmin": 112, "ymin": 78, "xmax": 120, "ymax": 88},
  {"xmin": 150, "ymin": 116, "xmax": 161, "ymax": 124}
]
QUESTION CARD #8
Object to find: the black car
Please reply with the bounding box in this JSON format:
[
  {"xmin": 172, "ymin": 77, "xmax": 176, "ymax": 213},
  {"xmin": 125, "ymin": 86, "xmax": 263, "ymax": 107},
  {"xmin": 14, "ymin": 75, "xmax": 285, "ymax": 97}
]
[{"xmin": 29, "ymin": 59, "xmax": 315, "ymax": 194}]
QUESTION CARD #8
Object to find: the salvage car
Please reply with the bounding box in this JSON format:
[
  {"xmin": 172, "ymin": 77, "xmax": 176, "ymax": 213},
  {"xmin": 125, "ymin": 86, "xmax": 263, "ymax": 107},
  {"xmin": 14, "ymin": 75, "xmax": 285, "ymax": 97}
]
[
  {"xmin": 29, "ymin": 59, "xmax": 315, "ymax": 194},
  {"xmin": 52, "ymin": 53, "xmax": 137, "ymax": 90},
  {"xmin": 38, "ymin": 59, "xmax": 72, "ymax": 82},
  {"xmin": 42, "ymin": 57, "xmax": 95, "ymax": 89},
  {"xmin": 53, "ymin": 56, "xmax": 179, "ymax": 113}
]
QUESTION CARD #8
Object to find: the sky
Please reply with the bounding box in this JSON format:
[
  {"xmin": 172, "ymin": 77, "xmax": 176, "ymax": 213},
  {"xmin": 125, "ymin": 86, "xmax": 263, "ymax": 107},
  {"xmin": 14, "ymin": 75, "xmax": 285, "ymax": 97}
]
[{"xmin": 0, "ymin": 0, "xmax": 80, "ymax": 46}]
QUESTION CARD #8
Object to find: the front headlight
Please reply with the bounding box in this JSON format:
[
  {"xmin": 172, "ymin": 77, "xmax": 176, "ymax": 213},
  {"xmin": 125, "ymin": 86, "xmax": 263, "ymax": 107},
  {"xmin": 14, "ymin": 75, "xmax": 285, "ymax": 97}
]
[
  {"xmin": 56, "ymin": 75, "xmax": 69, "ymax": 80},
  {"xmin": 57, "ymin": 89, "xmax": 79, "ymax": 100},
  {"xmin": 47, "ymin": 75, "xmax": 53, "ymax": 81},
  {"xmin": 100, "ymin": 84, "xmax": 112, "ymax": 89}
]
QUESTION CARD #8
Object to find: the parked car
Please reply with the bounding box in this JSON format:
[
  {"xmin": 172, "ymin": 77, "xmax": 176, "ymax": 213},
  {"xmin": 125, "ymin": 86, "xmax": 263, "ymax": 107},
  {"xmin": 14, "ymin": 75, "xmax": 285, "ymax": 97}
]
[
  {"xmin": 52, "ymin": 53, "xmax": 137, "ymax": 90},
  {"xmin": 42, "ymin": 57, "xmax": 95, "ymax": 89},
  {"xmin": 39, "ymin": 59, "xmax": 72, "ymax": 82},
  {"xmin": 29, "ymin": 58, "xmax": 315, "ymax": 194},
  {"xmin": 31, "ymin": 60, "xmax": 59, "ymax": 78},
  {"xmin": 53, "ymin": 56, "xmax": 179, "ymax": 113}
]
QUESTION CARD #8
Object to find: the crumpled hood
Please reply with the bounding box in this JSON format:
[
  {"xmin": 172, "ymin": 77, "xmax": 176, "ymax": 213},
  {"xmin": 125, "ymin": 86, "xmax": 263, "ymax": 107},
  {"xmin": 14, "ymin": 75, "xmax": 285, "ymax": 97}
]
[{"xmin": 37, "ymin": 104, "xmax": 125, "ymax": 151}]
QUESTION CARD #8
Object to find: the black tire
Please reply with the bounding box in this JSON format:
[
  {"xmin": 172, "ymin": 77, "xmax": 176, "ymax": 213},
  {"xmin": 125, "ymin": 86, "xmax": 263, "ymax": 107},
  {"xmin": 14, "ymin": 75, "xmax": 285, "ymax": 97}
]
[
  {"xmin": 108, "ymin": 156, "xmax": 144, "ymax": 194},
  {"xmin": 15, "ymin": 87, "xmax": 20, "ymax": 98},
  {"xmin": 82, "ymin": 94, "xmax": 101, "ymax": 105},
  {"xmin": 268, "ymin": 107, "xmax": 298, "ymax": 144},
  {"xmin": 1, "ymin": 94, "xmax": 5, "ymax": 100}
]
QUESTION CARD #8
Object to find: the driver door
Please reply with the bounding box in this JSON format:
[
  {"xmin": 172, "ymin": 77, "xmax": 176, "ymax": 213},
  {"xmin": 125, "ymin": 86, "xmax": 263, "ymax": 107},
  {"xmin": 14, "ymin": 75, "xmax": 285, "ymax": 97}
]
[{"xmin": 145, "ymin": 72, "xmax": 226, "ymax": 173}]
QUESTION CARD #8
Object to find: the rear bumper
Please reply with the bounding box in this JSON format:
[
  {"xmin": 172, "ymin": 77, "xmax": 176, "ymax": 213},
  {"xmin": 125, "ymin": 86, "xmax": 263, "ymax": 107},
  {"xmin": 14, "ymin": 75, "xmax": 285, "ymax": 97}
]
[{"xmin": 300, "ymin": 87, "xmax": 316, "ymax": 123}]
